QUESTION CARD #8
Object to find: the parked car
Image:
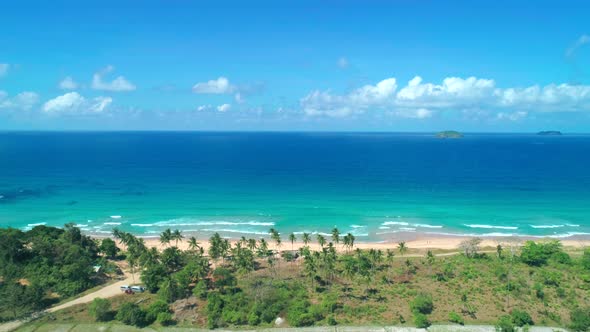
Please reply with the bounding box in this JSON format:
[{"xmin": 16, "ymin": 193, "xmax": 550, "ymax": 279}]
[
  {"xmin": 120, "ymin": 285, "xmax": 130, "ymax": 291},
  {"xmin": 130, "ymin": 285, "xmax": 145, "ymax": 293}
]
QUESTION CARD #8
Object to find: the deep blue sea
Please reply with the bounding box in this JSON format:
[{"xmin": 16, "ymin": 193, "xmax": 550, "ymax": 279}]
[{"xmin": 1, "ymin": 132, "xmax": 589, "ymax": 241}]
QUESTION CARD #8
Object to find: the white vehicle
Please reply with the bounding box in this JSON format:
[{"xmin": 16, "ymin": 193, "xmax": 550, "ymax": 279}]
[
  {"xmin": 120, "ymin": 285, "xmax": 130, "ymax": 291},
  {"xmin": 130, "ymin": 285, "xmax": 145, "ymax": 293}
]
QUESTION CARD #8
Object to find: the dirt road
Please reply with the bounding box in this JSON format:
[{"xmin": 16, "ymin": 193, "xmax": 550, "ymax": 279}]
[{"xmin": 0, "ymin": 274, "xmax": 136, "ymax": 332}]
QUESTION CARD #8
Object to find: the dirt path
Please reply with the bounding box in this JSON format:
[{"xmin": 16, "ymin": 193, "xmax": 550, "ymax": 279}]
[
  {"xmin": 47, "ymin": 275, "xmax": 135, "ymax": 313},
  {"xmin": 0, "ymin": 273, "xmax": 137, "ymax": 332}
]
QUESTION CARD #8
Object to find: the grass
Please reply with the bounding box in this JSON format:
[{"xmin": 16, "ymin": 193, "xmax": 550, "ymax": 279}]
[{"xmin": 15, "ymin": 246, "xmax": 590, "ymax": 330}]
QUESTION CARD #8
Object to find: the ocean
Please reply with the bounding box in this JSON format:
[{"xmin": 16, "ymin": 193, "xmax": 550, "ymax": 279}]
[{"xmin": 1, "ymin": 132, "xmax": 589, "ymax": 241}]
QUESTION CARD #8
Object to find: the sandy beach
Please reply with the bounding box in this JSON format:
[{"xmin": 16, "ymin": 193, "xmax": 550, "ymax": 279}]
[{"xmin": 95, "ymin": 232, "xmax": 590, "ymax": 253}]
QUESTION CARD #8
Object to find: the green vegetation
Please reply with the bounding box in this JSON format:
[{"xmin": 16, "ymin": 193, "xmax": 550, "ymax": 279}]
[
  {"xmin": 4, "ymin": 225, "xmax": 590, "ymax": 330},
  {"xmin": 436, "ymin": 130, "xmax": 463, "ymax": 138},
  {"xmin": 89, "ymin": 298, "xmax": 112, "ymax": 322},
  {"xmin": 0, "ymin": 224, "xmax": 105, "ymax": 321}
]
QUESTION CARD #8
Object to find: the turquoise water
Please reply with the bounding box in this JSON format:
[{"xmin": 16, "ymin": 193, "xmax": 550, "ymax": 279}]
[{"xmin": 1, "ymin": 132, "xmax": 589, "ymax": 241}]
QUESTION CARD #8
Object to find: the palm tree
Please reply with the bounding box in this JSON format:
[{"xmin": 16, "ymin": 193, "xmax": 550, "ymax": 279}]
[
  {"xmin": 398, "ymin": 241, "xmax": 407, "ymax": 257},
  {"xmin": 160, "ymin": 228, "xmax": 172, "ymax": 247},
  {"xmin": 343, "ymin": 233, "xmax": 355, "ymax": 252},
  {"xmin": 331, "ymin": 227, "xmax": 340, "ymax": 244},
  {"xmin": 112, "ymin": 228, "xmax": 125, "ymax": 250},
  {"xmin": 289, "ymin": 233, "xmax": 296, "ymax": 250},
  {"xmin": 302, "ymin": 233, "xmax": 311, "ymax": 246},
  {"xmin": 247, "ymin": 238, "xmax": 257, "ymax": 251},
  {"xmin": 317, "ymin": 234, "xmax": 326, "ymax": 248},
  {"xmin": 172, "ymin": 229, "xmax": 184, "ymax": 247},
  {"xmin": 188, "ymin": 236, "xmax": 200, "ymax": 251}
]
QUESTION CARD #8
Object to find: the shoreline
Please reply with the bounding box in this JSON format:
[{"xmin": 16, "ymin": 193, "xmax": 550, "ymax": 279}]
[{"xmin": 91, "ymin": 231, "xmax": 590, "ymax": 252}]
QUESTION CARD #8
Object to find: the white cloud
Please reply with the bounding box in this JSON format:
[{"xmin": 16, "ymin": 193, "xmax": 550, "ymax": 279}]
[
  {"xmin": 496, "ymin": 111, "xmax": 527, "ymax": 121},
  {"xmin": 566, "ymin": 34, "xmax": 590, "ymax": 57},
  {"xmin": 91, "ymin": 65, "xmax": 136, "ymax": 92},
  {"xmin": 0, "ymin": 64, "xmax": 9, "ymax": 77},
  {"xmin": 0, "ymin": 91, "xmax": 40, "ymax": 110},
  {"xmin": 337, "ymin": 57, "xmax": 349, "ymax": 69},
  {"xmin": 301, "ymin": 78, "xmax": 397, "ymax": 117},
  {"xmin": 197, "ymin": 104, "xmax": 213, "ymax": 111},
  {"xmin": 301, "ymin": 75, "xmax": 590, "ymax": 118},
  {"xmin": 42, "ymin": 92, "xmax": 113, "ymax": 114},
  {"xmin": 59, "ymin": 76, "xmax": 79, "ymax": 90},
  {"xmin": 396, "ymin": 108, "xmax": 433, "ymax": 119},
  {"xmin": 216, "ymin": 103, "xmax": 231, "ymax": 112},
  {"xmin": 192, "ymin": 77, "xmax": 234, "ymax": 94}
]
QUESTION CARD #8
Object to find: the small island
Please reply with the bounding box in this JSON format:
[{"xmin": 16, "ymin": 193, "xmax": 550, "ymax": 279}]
[
  {"xmin": 436, "ymin": 130, "xmax": 463, "ymax": 139},
  {"xmin": 537, "ymin": 131, "xmax": 563, "ymax": 136}
]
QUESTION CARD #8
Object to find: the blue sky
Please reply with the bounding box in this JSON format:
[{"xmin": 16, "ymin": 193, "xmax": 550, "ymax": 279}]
[{"xmin": 1, "ymin": 0, "xmax": 590, "ymax": 131}]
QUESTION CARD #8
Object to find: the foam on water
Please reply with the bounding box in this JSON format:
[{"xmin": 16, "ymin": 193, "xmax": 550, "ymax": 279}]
[{"xmin": 464, "ymin": 224, "xmax": 518, "ymax": 230}]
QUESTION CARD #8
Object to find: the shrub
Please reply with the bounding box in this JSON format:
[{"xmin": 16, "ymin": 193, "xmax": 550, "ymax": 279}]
[
  {"xmin": 448, "ymin": 311, "xmax": 464, "ymax": 325},
  {"xmin": 89, "ymin": 298, "xmax": 112, "ymax": 322},
  {"xmin": 206, "ymin": 291, "xmax": 224, "ymax": 329},
  {"xmin": 520, "ymin": 241, "xmax": 563, "ymax": 266},
  {"xmin": 570, "ymin": 307, "xmax": 590, "ymax": 331},
  {"xmin": 511, "ymin": 309, "xmax": 533, "ymax": 327},
  {"xmin": 413, "ymin": 312, "xmax": 430, "ymax": 328},
  {"xmin": 410, "ymin": 293, "xmax": 434, "ymax": 314},
  {"xmin": 247, "ymin": 310, "xmax": 261, "ymax": 326},
  {"xmin": 192, "ymin": 279, "xmax": 208, "ymax": 300},
  {"xmin": 287, "ymin": 300, "xmax": 316, "ymax": 327},
  {"xmin": 533, "ymin": 283, "xmax": 544, "ymax": 299},
  {"xmin": 99, "ymin": 238, "xmax": 119, "ymax": 258},
  {"xmin": 116, "ymin": 302, "xmax": 148, "ymax": 327},
  {"xmin": 156, "ymin": 312, "xmax": 175, "ymax": 326},
  {"xmin": 581, "ymin": 249, "xmax": 590, "ymax": 270},
  {"xmin": 145, "ymin": 300, "xmax": 170, "ymax": 323},
  {"xmin": 158, "ymin": 278, "xmax": 182, "ymax": 303},
  {"xmin": 495, "ymin": 315, "xmax": 515, "ymax": 332}
]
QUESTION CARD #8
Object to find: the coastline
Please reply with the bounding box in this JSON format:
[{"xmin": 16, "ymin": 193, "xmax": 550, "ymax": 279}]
[{"xmin": 91, "ymin": 231, "xmax": 590, "ymax": 252}]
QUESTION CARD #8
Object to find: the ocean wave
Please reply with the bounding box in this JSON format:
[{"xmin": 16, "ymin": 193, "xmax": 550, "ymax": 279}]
[
  {"xmin": 530, "ymin": 224, "xmax": 564, "ymax": 229},
  {"xmin": 104, "ymin": 222, "xmax": 122, "ymax": 225},
  {"xmin": 200, "ymin": 228, "xmax": 269, "ymax": 236},
  {"xmin": 378, "ymin": 226, "xmax": 390, "ymax": 230},
  {"xmin": 153, "ymin": 219, "xmax": 275, "ymax": 227},
  {"xmin": 382, "ymin": 221, "xmax": 409, "ymax": 226},
  {"xmin": 350, "ymin": 225, "xmax": 366, "ymax": 228},
  {"xmin": 131, "ymin": 223, "xmax": 154, "ymax": 227},
  {"xmin": 566, "ymin": 224, "xmax": 580, "ymax": 227},
  {"xmin": 27, "ymin": 222, "xmax": 47, "ymax": 227},
  {"xmin": 413, "ymin": 223, "xmax": 443, "ymax": 229},
  {"xmin": 400, "ymin": 227, "xmax": 417, "ymax": 231},
  {"xmin": 547, "ymin": 232, "xmax": 590, "ymax": 238},
  {"xmin": 464, "ymin": 224, "xmax": 518, "ymax": 230},
  {"xmin": 110, "ymin": 215, "xmax": 122, "ymax": 219},
  {"xmin": 75, "ymin": 224, "xmax": 88, "ymax": 228}
]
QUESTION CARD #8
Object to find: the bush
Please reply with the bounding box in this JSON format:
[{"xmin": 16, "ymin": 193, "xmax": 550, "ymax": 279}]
[
  {"xmin": 89, "ymin": 298, "xmax": 112, "ymax": 322},
  {"xmin": 116, "ymin": 302, "xmax": 148, "ymax": 327},
  {"xmin": 206, "ymin": 291, "xmax": 224, "ymax": 329},
  {"xmin": 99, "ymin": 238, "xmax": 119, "ymax": 258},
  {"xmin": 156, "ymin": 312, "xmax": 175, "ymax": 326},
  {"xmin": 192, "ymin": 279, "xmax": 208, "ymax": 300},
  {"xmin": 495, "ymin": 315, "xmax": 515, "ymax": 332},
  {"xmin": 145, "ymin": 300, "xmax": 170, "ymax": 323},
  {"xmin": 581, "ymin": 249, "xmax": 590, "ymax": 270},
  {"xmin": 287, "ymin": 300, "xmax": 316, "ymax": 327},
  {"xmin": 410, "ymin": 293, "xmax": 434, "ymax": 314},
  {"xmin": 511, "ymin": 309, "xmax": 533, "ymax": 327},
  {"xmin": 413, "ymin": 312, "xmax": 430, "ymax": 328},
  {"xmin": 158, "ymin": 278, "xmax": 182, "ymax": 303},
  {"xmin": 448, "ymin": 311, "xmax": 464, "ymax": 325},
  {"xmin": 570, "ymin": 307, "xmax": 590, "ymax": 331},
  {"xmin": 520, "ymin": 241, "xmax": 563, "ymax": 266}
]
